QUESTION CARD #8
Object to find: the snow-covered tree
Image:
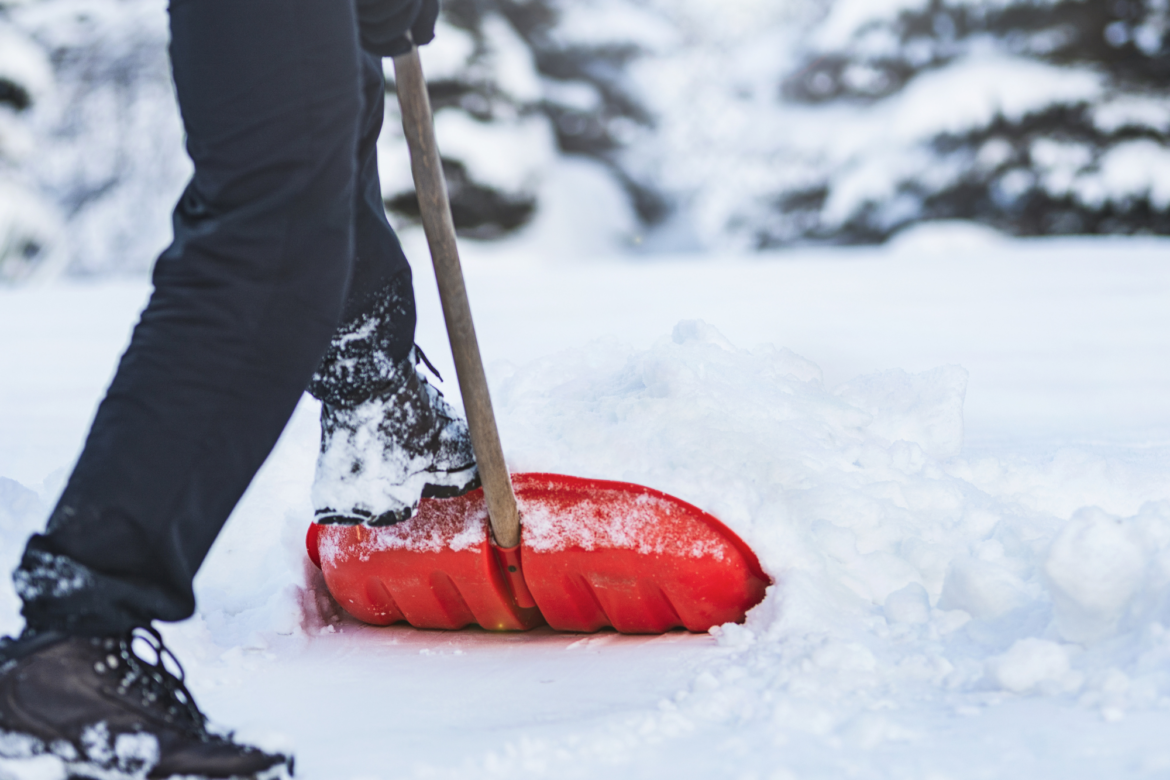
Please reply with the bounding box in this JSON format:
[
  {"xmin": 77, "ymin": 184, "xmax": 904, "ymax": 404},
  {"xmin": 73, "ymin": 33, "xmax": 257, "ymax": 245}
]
[
  {"xmin": 10, "ymin": 0, "xmax": 189, "ymax": 277},
  {"xmin": 0, "ymin": 1, "xmax": 62, "ymax": 282},
  {"xmin": 599, "ymin": 0, "xmax": 825, "ymax": 251},
  {"xmin": 380, "ymin": 0, "xmax": 661, "ymax": 239},
  {"xmin": 755, "ymin": 0, "xmax": 1170, "ymax": 245},
  {"xmin": 3, "ymin": 0, "xmax": 658, "ymax": 277}
]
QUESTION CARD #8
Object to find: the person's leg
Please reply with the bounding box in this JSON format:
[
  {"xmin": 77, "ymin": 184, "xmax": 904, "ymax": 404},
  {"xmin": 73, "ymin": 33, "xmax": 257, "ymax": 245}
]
[
  {"xmin": 3, "ymin": 2, "xmax": 363, "ymax": 773},
  {"xmin": 15, "ymin": 0, "xmax": 363, "ymax": 638},
  {"xmin": 309, "ymin": 50, "xmax": 416, "ymax": 406},
  {"xmin": 307, "ymin": 51, "xmax": 479, "ymax": 527}
]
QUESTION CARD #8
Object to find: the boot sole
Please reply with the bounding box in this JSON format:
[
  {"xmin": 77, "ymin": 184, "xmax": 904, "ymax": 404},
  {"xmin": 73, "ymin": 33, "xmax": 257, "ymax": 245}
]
[
  {"xmin": 314, "ymin": 464, "xmax": 481, "ymax": 527},
  {"xmin": 421, "ymin": 464, "xmax": 481, "ymax": 499}
]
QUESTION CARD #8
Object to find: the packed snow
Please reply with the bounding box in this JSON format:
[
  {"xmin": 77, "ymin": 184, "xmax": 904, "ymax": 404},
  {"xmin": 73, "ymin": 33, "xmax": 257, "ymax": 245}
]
[{"xmin": 2, "ymin": 229, "xmax": 1170, "ymax": 778}]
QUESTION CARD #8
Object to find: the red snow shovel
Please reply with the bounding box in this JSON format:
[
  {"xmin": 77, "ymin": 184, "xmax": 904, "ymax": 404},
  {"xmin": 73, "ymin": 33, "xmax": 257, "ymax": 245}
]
[{"xmin": 306, "ymin": 47, "xmax": 769, "ymax": 634}]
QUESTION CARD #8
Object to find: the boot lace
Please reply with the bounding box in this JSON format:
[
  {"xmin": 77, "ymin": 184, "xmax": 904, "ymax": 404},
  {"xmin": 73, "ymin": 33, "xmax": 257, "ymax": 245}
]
[
  {"xmin": 92, "ymin": 627, "xmax": 210, "ymax": 740},
  {"xmin": 413, "ymin": 345, "xmax": 444, "ymax": 386}
]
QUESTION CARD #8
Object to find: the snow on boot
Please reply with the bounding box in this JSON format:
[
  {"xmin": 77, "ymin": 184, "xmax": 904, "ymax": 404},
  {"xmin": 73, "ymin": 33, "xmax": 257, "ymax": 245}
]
[
  {"xmin": 312, "ymin": 347, "xmax": 479, "ymax": 527},
  {"xmin": 0, "ymin": 629, "xmax": 292, "ymax": 780}
]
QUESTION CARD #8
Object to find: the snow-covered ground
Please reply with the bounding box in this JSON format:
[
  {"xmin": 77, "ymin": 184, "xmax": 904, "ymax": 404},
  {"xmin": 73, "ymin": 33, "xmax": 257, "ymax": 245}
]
[{"xmin": 2, "ymin": 228, "xmax": 1170, "ymax": 778}]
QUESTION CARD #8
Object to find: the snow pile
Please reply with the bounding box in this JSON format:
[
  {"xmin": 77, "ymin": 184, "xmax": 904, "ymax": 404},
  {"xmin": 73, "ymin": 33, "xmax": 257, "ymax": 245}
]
[
  {"xmin": 409, "ymin": 320, "xmax": 1168, "ymax": 775},
  {"xmin": 6, "ymin": 317, "xmax": 1168, "ymax": 709},
  {"xmin": 2, "ymin": 280, "xmax": 1170, "ymax": 775},
  {"xmin": 492, "ymin": 319, "xmax": 1170, "ymax": 700}
]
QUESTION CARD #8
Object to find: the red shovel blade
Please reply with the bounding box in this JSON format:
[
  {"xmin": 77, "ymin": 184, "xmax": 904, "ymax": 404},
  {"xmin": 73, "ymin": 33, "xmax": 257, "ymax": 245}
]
[
  {"xmin": 309, "ymin": 473, "xmax": 770, "ymax": 634},
  {"xmin": 511, "ymin": 473, "xmax": 769, "ymax": 632}
]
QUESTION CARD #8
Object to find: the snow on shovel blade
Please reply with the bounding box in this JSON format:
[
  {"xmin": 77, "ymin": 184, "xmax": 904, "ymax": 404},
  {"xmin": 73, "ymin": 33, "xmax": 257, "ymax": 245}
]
[
  {"xmin": 308, "ymin": 473, "xmax": 770, "ymax": 634},
  {"xmin": 513, "ymin": 474, "xmax": 770, "ymax": 633},
  {"xmin": 310, "ymin": 494, "xmax": 544, "ymax": 631}
]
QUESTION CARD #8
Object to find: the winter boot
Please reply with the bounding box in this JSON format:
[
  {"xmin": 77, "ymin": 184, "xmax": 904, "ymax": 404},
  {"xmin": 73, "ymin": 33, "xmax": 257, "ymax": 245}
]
[
  {"xmin": 0, "ymin": 628, "xmax": 292, "ymax": 780},
  {"xmin": 311, "ymin": 347, "xmax": 479, "ymax": 527}
]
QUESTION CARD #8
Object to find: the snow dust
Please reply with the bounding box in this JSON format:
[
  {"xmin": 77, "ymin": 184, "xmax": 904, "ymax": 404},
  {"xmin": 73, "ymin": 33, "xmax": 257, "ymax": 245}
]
[
  {"xmin": 1, "ymin": 235, "xmax": 1170, "ymax": 778},
  {"xmin": 317, "ymin": 494, "xmax": 489, "ymax": 559},
  {"xmin": 517, "ymin": 487, "xmax": 730, "ymax": 559}
]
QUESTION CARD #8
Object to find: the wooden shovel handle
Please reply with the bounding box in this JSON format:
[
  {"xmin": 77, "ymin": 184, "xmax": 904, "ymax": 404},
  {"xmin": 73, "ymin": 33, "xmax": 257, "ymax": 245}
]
[{"xmin": 392, "ymin": 47, "xmax": 521, "ymax": 549}]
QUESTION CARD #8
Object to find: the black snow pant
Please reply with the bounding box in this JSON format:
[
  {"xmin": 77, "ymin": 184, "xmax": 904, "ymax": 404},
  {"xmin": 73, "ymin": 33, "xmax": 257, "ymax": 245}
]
[{"xmin": 15, "ymin": 0, "xmax": 417, "ymax": 637}]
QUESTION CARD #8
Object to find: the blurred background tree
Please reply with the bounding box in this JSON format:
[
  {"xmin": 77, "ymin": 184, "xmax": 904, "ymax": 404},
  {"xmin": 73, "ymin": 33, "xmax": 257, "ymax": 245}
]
[
  {"xmin": 2, "ymin": 0, "xmax": 1169, "ymax": 278},
  {"xmin": 760, "ymin": 0, "xmax": 1170, "ymax": 245},
  {"xmin": 1, "ymin": 0, "xmax": 187, "ymax": 278},
  {"xmin": 0, "ymin": 1, "xmax": 60, "ymax": 281},
  {"xmin": 379, "ymin": 0, "xmax": 666, "ymax": 237}
]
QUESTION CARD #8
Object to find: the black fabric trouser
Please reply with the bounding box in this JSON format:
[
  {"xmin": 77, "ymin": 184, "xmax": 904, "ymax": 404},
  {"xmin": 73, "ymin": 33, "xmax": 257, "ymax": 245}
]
[{"xmin": 14, "ymin": 0, "xmax": 416, "ymax": 636}]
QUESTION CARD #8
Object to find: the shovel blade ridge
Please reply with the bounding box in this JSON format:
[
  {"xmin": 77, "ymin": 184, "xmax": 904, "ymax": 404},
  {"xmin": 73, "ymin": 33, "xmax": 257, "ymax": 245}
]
[{"xmin": 311, "ymin": 472, "xmax": 770, "ymax": 634}]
